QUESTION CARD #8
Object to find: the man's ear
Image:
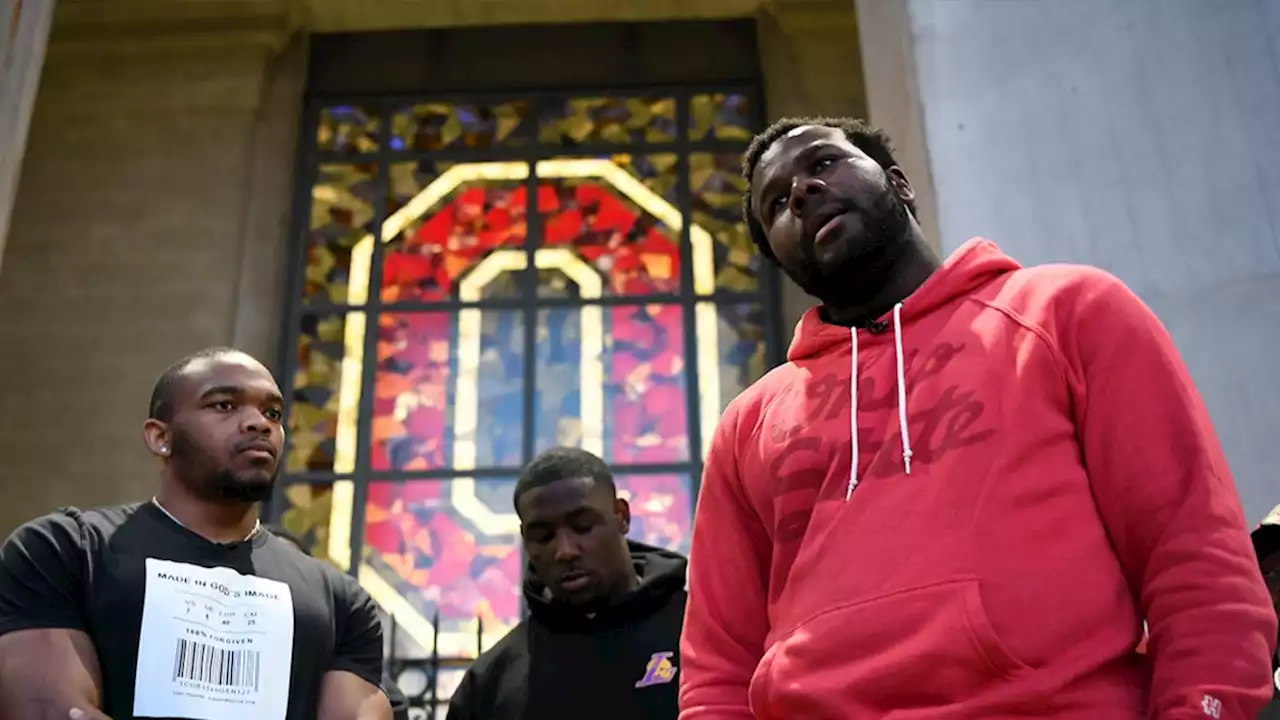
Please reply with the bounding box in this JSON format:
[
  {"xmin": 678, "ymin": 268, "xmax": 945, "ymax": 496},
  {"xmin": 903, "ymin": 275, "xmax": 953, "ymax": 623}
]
[
  {"xmin": 887, "ymin": 166, "xmax": 916, "ymax": 205},
  {"xmin": 615, "ymin": 497, "xmax": 632, "ymax": 535},
  {"xmin": 143, "ymin": 419, "xmax": 172, "ymax": 459}
]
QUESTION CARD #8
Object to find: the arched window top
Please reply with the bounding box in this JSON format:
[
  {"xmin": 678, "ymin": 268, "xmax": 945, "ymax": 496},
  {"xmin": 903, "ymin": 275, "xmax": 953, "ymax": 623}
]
[{"xmin": 274, "ymin": 89, "xmax": 779, "ymax": 666}]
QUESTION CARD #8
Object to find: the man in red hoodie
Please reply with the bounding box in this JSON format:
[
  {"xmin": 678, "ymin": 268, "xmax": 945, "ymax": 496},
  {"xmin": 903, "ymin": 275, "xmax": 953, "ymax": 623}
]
[{"xmin": 679, "ymin": 117, "xmax": 1276, "ymax": 719}]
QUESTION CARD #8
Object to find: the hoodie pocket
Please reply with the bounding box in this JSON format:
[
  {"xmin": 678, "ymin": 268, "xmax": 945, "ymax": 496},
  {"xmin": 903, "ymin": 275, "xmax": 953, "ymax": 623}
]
[{"xmin": 748, "ymin": 578, "xmax": 1030, "ymax": 718}]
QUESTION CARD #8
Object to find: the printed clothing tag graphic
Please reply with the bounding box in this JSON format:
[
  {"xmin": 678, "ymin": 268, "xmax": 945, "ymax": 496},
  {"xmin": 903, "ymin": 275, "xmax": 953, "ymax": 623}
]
[{"xmin": 133, "ymin": 558, "xmax": 294, "ymax": 720}]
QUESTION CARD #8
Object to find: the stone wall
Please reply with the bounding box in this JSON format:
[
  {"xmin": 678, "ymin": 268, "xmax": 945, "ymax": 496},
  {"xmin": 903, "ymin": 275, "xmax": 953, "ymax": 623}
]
[
  {"xmin": 0, "ymin": 0, "xmax": 902, "ymax": 534},
  {"xmin": 0, "ymin": 18, "xmax": 305, "ymax": 534}
]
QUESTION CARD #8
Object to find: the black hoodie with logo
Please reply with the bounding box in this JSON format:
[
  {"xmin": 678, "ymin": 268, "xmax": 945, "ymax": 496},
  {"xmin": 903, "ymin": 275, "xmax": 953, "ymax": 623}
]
[
  {"xmin": 1262, "ymin": 660, "xmax": 1280, "ymax": 720},
  {"xmin": 445, "ymin": 540, "xmax": 687, "ymax": 720}
]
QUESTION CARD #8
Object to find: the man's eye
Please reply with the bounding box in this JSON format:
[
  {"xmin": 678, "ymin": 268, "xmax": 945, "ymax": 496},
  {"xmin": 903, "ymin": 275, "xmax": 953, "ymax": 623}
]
[
  {"xmin": 813, "ymin": 157, "xmax": 835, "ymax": 172},
  {"xmin": 265, "ymin": 408, "xmax": 284, "ymax": 422},
  {"xmin": 212, "ymin": 401, "xmax": 235, "ymax": 411},
  {"xmin": 769, "ymin": 195, "xmax": 787, "ymax": 213}
]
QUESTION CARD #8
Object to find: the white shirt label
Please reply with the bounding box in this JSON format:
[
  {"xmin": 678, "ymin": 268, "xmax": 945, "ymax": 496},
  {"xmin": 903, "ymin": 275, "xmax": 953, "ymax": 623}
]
[{"xmin": 133, "ymin": 558, "xmax": 295, "ymax": 720}]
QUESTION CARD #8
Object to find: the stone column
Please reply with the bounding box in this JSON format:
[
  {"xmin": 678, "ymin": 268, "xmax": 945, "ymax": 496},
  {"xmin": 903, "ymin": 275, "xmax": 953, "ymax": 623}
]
[
  {"xmin": 0, "ymin": 0, "xmax": 55, "ymax": 276},
  {"xmin": 853, "ymin": 0, "xmax": 939, "ymax": 251}
]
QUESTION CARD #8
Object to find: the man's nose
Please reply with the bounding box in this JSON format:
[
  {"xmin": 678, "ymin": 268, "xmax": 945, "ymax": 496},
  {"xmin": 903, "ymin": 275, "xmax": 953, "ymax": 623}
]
[
  {"xmin": 554, "ymin": 531, "xmax": 580, "ymax": 562},
  {"xmin": 788, "ymin": 176, "xmax": 826, "ymax": 217},
  {"xmin": 241, "ymin": 409, "xmax": 272, "ymax": 435}
]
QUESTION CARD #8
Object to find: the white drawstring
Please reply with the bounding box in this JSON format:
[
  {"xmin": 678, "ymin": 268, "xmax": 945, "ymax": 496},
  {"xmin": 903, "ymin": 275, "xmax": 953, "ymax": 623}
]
[
  {"xmin": 845, "ymin": 302, "xmax": 912, "ymax": 501},
  {"xmin": 893, "ymin": 303, "xmax": 913, "ymax": 475},
  {"xmin": 845, "ymin": 328, "xmax": 860, "ymax": 500}
]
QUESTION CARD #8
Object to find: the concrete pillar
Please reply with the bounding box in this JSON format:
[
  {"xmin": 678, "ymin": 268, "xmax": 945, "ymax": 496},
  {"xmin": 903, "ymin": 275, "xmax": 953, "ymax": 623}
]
[
  {"xmin": 853, "ymin": 0, "xmax": 939, "ymax": 252},
  {"xmin": 0, "ymin": 0, "xmax": 54, "ymax": 276},
  {"xmin": 904, "ymin": 0, "xmax": 1280, "ymax": 521}
]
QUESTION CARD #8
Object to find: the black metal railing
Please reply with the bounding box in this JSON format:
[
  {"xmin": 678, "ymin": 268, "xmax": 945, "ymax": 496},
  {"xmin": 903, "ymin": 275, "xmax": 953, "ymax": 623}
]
[{"xmin": 385, "ymin": 612, "xmax": 486, "ymax": 714}]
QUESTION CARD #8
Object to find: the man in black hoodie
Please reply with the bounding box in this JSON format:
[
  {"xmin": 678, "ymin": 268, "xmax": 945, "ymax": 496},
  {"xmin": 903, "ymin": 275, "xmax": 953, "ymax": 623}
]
[
  {"xmin": 1255, "ymin": 505, "xmax": 1280, "ymax": 719},
  {"xmin": 445, "ymin": 447, "xmax": 687, "ymax": 720}
]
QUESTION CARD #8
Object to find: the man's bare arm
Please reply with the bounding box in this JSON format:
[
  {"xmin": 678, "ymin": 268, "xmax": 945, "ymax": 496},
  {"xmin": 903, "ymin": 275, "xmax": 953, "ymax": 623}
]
[
  {"xmin": 0, "ymin": 628, "xmax": 108, "ymax": 719},
  {"xmin": 317, "ymin": 670, "xmax": 392, "ymax": 720}
]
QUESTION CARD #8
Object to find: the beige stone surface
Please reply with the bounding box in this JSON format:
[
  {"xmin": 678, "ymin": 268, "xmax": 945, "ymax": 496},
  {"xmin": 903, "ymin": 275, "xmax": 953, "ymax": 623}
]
[
  {"xmin": 0, "ymin": 13, "xmax": 303, "ymax": 535},
  {"xmin": 0, "ymin": 0, "xmax": 56, "ymax": 278},
  {"xmin": 0, "ymin": 0, "xmax": 924, "ymax": 534}
]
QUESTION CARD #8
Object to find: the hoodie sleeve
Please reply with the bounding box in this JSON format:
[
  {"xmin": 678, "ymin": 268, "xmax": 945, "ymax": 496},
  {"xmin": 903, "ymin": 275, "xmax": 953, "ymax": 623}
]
[
  {"xmin": 1065, "ymin": 269, "xmax": 1276, "ymax": 719},
  {"xmin": 679, "ymin": 402, "xmax": 772, "ymax": 719},
  {"xmin": 444, "ymin": 668, "xmax": 478, "ymax": 720}
]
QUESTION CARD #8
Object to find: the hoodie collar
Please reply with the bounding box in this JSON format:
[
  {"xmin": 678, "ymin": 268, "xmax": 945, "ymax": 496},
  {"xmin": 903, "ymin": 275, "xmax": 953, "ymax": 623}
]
[
  {"xmin": 524, "ymin": 540, "xmax": 688, "ymax": 633},
  {"xmin": 783, "ymin": 238, "xmax": 1021, "ymax": 499},
  {"xmin": 787, "ymin": 238, "xmax": 1021, "ymax": 363}
]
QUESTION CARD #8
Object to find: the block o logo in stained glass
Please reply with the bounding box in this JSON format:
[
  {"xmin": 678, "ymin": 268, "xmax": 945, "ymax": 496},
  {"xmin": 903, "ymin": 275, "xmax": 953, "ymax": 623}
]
[{"xmin": 323, "ymin": 160, "xmax": 725, "ymax": 655}]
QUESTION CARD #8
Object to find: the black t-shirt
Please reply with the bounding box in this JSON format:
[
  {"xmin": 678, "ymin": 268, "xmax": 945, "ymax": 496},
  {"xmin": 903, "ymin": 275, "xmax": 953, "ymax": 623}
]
[{"xmin": 0, "ymin": 502, "xmax": 384, "ymax": 719}]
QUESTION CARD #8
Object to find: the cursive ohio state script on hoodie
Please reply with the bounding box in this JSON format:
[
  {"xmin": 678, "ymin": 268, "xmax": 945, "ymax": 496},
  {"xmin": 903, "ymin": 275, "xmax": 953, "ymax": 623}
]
[{"xmin": 679, "ymin": 238, "xmax": 1276, "ymax": 719}]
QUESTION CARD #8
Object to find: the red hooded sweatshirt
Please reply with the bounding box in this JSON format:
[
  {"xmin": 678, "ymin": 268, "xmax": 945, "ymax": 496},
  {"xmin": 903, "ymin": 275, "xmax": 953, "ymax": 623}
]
[{"xmin": 679, "ymin": 239, "xmax": 1275, "ymax": 719}]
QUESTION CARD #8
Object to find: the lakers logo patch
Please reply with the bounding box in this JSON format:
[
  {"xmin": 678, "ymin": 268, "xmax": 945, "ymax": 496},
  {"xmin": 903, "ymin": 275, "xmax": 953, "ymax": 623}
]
[{"xmin": 635, "ymin": 651, "xmax": 678, "ymax": 688}]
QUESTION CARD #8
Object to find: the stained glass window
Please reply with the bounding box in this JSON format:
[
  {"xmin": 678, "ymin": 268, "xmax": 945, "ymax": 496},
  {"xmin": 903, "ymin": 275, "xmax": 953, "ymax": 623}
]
[
  {"xmin": 363, "ymin": 478, "xmax": 521, "ymax": 657},
  {"xmin": 318, "ymin": 106, "xmax": 381, "ymax": 153},
  {"xmin": 277, "ymin": 90, "xmax": 775, "ymax": 683},
  {"xmin": 305, "ymin": 164, "xmax": 378, "ymax": 305},
  {"xmin": 392, "ymin": 101, "xmax": 535, "ymax": 151}
]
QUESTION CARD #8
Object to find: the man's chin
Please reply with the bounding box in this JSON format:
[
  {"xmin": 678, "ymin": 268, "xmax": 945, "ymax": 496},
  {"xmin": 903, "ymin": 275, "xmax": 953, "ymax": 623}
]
[
  {"xmin": 789, "ymin": 260, "xmax": 857, "ymax": 302},
  {"xmin": 812, "ymin": 233, "xmax": 860, "ymax": 269},
  {"xmin": 215, "ymin": 474, "xmax": 277, "ymax": 503},
  {"xmin": 794, "ymin": 233, "xmax": 898, "ymax": 302},
  {"xmin": 552, "ymin": 583, "xmax": 604, "ymax": 608}
]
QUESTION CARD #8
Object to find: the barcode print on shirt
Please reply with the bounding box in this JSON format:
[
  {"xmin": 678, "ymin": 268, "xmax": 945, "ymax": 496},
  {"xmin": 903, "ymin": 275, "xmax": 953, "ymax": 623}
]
[{"xmin": 171, "ymin": 638, "xmax": 260, "ymax": 691}]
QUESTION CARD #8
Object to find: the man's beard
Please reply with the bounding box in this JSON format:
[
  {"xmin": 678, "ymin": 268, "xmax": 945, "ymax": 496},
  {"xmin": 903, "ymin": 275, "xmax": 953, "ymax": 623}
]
[
  {"xmin": 782, "ymin": 187, "xmax": 913, "ymax": 310},
  {"xmin": 170, "ymin": 429, "xmax": 277, "ymax": 504},
  {"xmin": 208, "ymin": 468, "xmax": 276, "ymax": 503}
]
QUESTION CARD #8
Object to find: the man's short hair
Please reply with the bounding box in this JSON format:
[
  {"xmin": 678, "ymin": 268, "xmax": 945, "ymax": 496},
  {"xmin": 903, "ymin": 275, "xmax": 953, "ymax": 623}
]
[
  {"xmin": 513, "ymin": 447, "xmax": 615, "ymax": 511},
  {"xmin": 147, "ymin": 346, "xmax": 243, "ymax": 422},
  {"xmin": 741, "ymin": 116, "xmax": 916, "ymax": 263}
]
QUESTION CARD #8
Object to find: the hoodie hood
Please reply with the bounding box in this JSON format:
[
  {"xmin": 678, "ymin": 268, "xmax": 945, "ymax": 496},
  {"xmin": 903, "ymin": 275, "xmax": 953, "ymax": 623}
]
[
  {"xmin": 1252, "ymin": 503, "xmax": 1280, "ymax": 562},
  {"xmin": 524, "ymin": 539, "xmax": 687, "ymax": 633},
  {"xmin": 787, "ymin": 238, "xmax": 1021, "ymax": 499}
]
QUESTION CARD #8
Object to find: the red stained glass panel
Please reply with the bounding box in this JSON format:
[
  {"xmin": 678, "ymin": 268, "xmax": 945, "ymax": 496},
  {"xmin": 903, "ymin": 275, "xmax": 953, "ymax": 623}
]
[
  {"xmin": 537, "ymin": 154, "xmax": 681, "ymax": 296},
  {"xmin": 534, "ymin": 304, "xmax": 689, "ymax": 463},
  {"xmin": 371, "ymin": 311, "xmax": 525, "ymax": 472},
  {"xmin": 382, "ymin": 162, "xmax": 527, "ymax": 303},
  {"xmin": 616, "ymin": 474, "xmax": 694, "ymax": 555},
  {"xmin": 363, "ymin": 478, "xmax": 521, "ymax": 658}
]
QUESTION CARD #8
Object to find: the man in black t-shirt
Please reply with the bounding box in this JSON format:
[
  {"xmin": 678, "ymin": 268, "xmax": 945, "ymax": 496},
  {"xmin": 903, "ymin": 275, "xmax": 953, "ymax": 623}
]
[
  {"xmin": 266, "ymin": 524, "xmax": 410, "ymax": 720},
  {"xmin": 0, "ymin": 347, "xmax": 392, "ymax": 720}
]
